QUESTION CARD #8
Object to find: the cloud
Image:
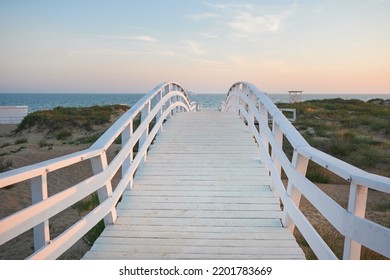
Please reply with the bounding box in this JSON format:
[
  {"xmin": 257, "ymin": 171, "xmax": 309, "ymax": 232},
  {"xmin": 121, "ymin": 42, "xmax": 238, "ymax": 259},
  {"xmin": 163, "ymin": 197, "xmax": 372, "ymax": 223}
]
[
  {"xmin": 202, "ymin": 2, "xmax": 295, "ymax": 40},
  {"xmin": 201, "ymin": 32, "xmax": 219, "ymax": 39},
  {"xmin": 182, "ymin": 40, "xmax": 206, "ymax": 55},
  {"xmin": 97, "ymin": 35, "xmax": 158, "ymax": 43},
  {"xmin": 228, "ymin": 12, "xmax": 282, "ymax": 35},
  {"xmin": 132, "ymin": 35, "xmax": 158, "ymax": 43},
  {"xmin": 68, "ymin": 48, "xmax": 138, "ymax": 57},
  {"xmin": 186, "ymin": 12, "xmax": 219, "ymax": 21},
  {"xmin": 204, "ymin": 1, "xmax": 254, "ymax": 10}
]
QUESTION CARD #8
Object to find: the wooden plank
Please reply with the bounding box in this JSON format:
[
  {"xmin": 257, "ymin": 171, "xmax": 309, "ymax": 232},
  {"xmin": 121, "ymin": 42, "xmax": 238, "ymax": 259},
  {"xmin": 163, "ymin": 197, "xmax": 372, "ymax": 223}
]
[
  {"xmin": 116, "ymin": 209, "xmax": 282, "ymax": 219},
  {"xmin": 89, "ymin": 243, "xmax": 303, "ymax": 255},
  {"xmin": 100, "ymin": 230, "xmax": 295, "ymax": 240},
  {"xmin": 117, "ymin": 202, "xmax": 280, "ymax": 211},
  {"xmin": 94, "ymin": 237, "xmax": 299, "ymax": 247},
  {"xmin": 102, "ymin": 224, "xmax": 290, "ymax": 234},
  {"xmin": 130, "ymin": 185, "xmax": 270, "ymax": 191},
  {"xmin": 83, "ymin": 251, "xmax": 304, "ymax": 260},
  {"xmin": 124, "ymin": 190, "xmax": 276, "ymax": 198},
  {"xmin": 83, "ymin": 111, "xmax": 305, "ymax": 260},
  {"xmin": 115, "ymin": 217, "xmax": 282, "ymax": 227},
  {"xmin": 119, "ymin": 195, "xmax": 278, "ymax": 204}
]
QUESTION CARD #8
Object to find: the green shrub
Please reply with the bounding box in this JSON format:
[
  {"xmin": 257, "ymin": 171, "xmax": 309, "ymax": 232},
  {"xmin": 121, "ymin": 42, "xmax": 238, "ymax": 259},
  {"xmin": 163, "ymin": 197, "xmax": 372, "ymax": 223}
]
[
  {"xmin": 306, "ymin": 171, "xmax": 330, "ymax": 183},
  {"xmin": 14, "ymin": 138, "xmax": 27, "ymax": 144},
  {"xmin": 56, "ymin": 130, "xmax": 72, "ymax": 140},
  {"xmin": 0, "ymin": 142, "xmax": 11, "ymax": 148},
  {"xmin": 371, "ymin": 202, "xmax": 390, "ymax": 212},
  {"xmin": 0, "ymin": 159, "xmax": 12, "ymax": 172},
  {"xmin": 17, "ymin": 104, "xmax": 129, "ymax": 133},
  {"xmin": 77, "ymin": 133, "xmax": 101, "ymax": 144}
]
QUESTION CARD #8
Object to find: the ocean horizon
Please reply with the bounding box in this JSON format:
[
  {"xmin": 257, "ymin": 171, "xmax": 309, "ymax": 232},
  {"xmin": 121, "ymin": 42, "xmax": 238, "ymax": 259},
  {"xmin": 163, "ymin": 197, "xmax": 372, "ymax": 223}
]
[{"xmin": 1, "ymin": 92, "xmax": 390, "ymax": 113}]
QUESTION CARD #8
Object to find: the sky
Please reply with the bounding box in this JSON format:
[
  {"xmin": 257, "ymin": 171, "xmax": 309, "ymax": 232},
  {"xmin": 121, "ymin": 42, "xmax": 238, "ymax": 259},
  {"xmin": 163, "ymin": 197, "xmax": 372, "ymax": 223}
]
[{"xmin": 0, "ymin": 0, "xmax": 389, "ymax": 94}]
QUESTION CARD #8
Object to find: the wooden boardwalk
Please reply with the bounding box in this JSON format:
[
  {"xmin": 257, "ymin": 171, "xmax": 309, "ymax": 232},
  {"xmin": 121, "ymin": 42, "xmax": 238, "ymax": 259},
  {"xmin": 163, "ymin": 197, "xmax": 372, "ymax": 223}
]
[{"xmin": 83, "ymin": 112, "xmax": 305, "ymax": 259}]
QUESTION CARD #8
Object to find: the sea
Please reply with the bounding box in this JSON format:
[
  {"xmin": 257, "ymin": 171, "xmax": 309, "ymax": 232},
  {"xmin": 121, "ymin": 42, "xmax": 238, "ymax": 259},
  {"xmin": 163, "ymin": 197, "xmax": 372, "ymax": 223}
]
[{"xmin": 0, "ymin": 93, "xmax": 389, "ymax": 113}]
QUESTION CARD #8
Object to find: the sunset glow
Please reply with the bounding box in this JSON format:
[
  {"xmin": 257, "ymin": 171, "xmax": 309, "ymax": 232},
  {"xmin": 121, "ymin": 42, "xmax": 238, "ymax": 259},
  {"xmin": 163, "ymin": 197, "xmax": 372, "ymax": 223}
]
[{"xmin": 1, "ymin": 0, "xmax": 389, "ymax": 94}]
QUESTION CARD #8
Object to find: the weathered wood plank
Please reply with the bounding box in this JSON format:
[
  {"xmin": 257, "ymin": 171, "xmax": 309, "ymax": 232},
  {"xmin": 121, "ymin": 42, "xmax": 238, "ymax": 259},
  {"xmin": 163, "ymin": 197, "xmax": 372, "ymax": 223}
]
[
  {"xmin": 99, "ymin": 230, "xmax": 296, "ymax": 240},
  {"xmin": 123, "ymin": 190, "xmax": 276, "ymax": 198},
  {"xmin": 83, "ymin": 251, "xmax": 304, "ymax": 260},
  {"xmin": 116, "ymin": 202, "xmax": 280, "ymax": 211},
  {"xmin": 102, "ymin": 224, "xmax": 290, "ymax": 234},
  {"xmin": 94, "ymin": 237, "xmax": 299, "ymax": 247},
  {"xmin": 83, "ymin": 111, "xmax": 305, "ymax": 260},
  {"xmin": 119, "ymin": 195, "xmax": 278, "ymax": 204},
  {"xmin": 116, "ymin": 209, "xmax": 282, "ymax": 219},
  {"xmin": 115, "ymin": 217, "xmax": 282, "ymax": 227},
  {"xmin": 89, "ymin": 243, "xmax": 303, "ymax": 255}
]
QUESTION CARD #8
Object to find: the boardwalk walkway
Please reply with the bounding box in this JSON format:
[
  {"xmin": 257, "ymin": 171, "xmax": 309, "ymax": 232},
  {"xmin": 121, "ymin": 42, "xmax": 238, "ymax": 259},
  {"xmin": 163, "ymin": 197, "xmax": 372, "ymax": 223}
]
[{"xmin": 83, "ymin": 112, "xmax": 305, "ymax": 259}]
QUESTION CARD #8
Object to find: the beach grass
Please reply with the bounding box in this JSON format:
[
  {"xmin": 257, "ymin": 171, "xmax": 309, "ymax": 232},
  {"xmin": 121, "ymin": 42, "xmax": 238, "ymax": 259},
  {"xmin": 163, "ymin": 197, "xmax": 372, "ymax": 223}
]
[
  {"xmin": 16, "ymin": 104, "xmax": 129, "ymax": 133},
  {"xmin": 277, "ymin": 98, "xmax": 389, "ymax": 260},
  {"xmin": 277, "ymin": 98, "xmax": 390, "ymax": 178}
]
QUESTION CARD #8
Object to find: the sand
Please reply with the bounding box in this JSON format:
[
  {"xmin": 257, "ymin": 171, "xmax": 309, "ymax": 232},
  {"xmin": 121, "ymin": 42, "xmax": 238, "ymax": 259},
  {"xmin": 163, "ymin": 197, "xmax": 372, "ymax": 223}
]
[{"xmin": 0, "ymin": 124, "xmax": 389, "ymax": 260}]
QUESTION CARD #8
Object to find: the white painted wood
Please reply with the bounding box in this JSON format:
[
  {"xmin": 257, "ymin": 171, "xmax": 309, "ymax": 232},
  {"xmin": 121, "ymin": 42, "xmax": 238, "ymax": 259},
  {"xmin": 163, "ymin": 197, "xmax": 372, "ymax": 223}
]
[
  {"xmin": 139, "ymin": 101, "xmax": 151, "ymax": 162},
  {"xmin": 120, "ymin": 195, "xmax": 277, "ymax": 204},
  {"xmin": 0, "ymin": 82, "xmax": 196, "ymax": 259},
  {"xmin": 224, "ymin": 81, "xmax": 390, "ymax": 259},
  {"xmin": 117, "ymin": 202, "xmax": 280, "ymax": 211},
  {"xmin": 85, "ymin": 111, "xmax": 305, "ymax": 260},
  {"xmin": 343, "ymin": 183, "xmax": 368, "ymax": 260},
  {"xmin": 94, "ymin": 237, "xmax": 299, "ymax": 247},
  {"xmin": 283, "ymin": 151, "xmax": 309, "ymax": 232},
  {"xmin": 90, "ymin": 153, "xmax": 117, "ymax": 225},
  {"xmin": 3, "ymin": 81, "xmax": 388, "ymax": 260},
  {"xmin": 271, "ymin": 121, "xmax": 283, "ymax": 195},
  {"xmin": 121, "ymin": 122, "xmax": 133, "ymax": 190},
  {"xmin": 83, "ymin": 251, "xmax": 304, "ymax": 260},
  {"xmin": 31, "ymin": 174, "xmax": 50, "ymax": 250}
]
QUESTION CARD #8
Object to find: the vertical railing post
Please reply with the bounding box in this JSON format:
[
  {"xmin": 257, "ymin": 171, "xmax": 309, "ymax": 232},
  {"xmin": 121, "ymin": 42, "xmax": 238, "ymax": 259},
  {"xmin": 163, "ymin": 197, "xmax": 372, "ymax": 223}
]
[
  {"xmin": 165, "ymin": 85, "xmax": 173, "ymax": 119},
  {"xmin": 271, "ymin": 121, "xmax": 283, "ymax": 195},
  {"xmin": 282, "ymin": 151, "xmax": 309, "ymax": 232},
  {"xmin": 156, "ymin": 90, "xmax": 164, "ymax": 133},
  {"xmin": 343, "ymin": 182, "xmax": 368, "ymax": 259},
  {"xmin": 31, "ymin": 174, "xmax": 50, "ymax": 250},
  {"xmin": 90, "ymin": 153, "xmax": 117, "ymax": 225},
  {"xmin": 139, "ymin": 101, "xmax": 151, "ymax": 161},
  {"xmin": 259, "ymin": 102, "xmax": 270, "ymax": 158},
  {"xmin": 121, "ymin": 120, "xmax": 133, "ymax": 190},
  {"xmin": 247, "ymin": 90, "xmax": 256, "ymax": 126}
]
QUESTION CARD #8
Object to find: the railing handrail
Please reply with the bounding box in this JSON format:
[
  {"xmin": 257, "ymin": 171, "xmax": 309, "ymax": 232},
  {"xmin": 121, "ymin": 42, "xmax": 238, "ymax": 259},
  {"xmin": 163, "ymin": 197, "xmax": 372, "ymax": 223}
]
[
  {"xmin": 223, "ymin": 81, "xmax": 390, "ymax": 260},
  {"xmin": 224, "ymin": 81, "xmax": 390, "ymax": 193},
  {"xmin": 0, "ymin": 81, "xmax": 197, "ymax": 259}
]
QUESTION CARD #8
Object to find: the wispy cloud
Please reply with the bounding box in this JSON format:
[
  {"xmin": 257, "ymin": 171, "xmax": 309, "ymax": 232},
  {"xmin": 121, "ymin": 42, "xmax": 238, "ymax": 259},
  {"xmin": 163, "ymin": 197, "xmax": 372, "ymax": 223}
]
[
  {"xmin": 186, "ymin": 12, "xmax": 219, "ymax": 21},
  {"xmin": 132, "ymin": 35, "xmax": 158, "ymax": 43},
  {"xmin": 228, "ymin": 12, "xmax": 283, "ymax": 35},
  {"xmin": 201, "ymin": 2, "xmax": 295, "ymax": 40},
  {"xmin": 182, "ymin": 40, "xmax": 206, "ymax": 55},
  {"xmin": 201, "ymin": 32, "xmax": 219, "ymax": 39},
  {"xmin": 97, "ymin": 35, "xmax": 158, "ymax": 43},
  {"xmin": 68, "ymin": 48, "xmax": 138, "ymax": 57}
]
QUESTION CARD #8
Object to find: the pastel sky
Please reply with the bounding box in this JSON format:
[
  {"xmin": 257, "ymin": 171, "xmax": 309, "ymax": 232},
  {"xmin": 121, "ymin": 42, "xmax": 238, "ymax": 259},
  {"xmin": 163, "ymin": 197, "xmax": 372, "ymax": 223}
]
[{"xmin": 1, "ymin": 0, "xmax": 389, "ymax": 93}]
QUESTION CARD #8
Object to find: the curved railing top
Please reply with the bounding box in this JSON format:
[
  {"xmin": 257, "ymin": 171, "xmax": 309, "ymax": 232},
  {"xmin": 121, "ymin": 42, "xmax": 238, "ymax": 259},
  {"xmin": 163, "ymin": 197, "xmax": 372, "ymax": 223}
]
[
  {"xmin": 91, "ymin": 81, "xmax": 195, "ymax": 151},
  {"xmin": 224, "ymin": 81, "xmax": 390, "ymax": 193},
  {"xmin": 223, "ymin": 81, "xmax": 389, "ymax": 260},
  {"xmin": 0, "ymin": 81, "xmax": 197, "ymax": 259}
]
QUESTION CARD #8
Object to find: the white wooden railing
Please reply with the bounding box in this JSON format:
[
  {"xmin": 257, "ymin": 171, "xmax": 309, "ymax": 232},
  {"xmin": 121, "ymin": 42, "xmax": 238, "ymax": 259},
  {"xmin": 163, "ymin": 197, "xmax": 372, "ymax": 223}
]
[
  {"xmin": 0, "ymin": 82, "xmax": 198, "ymax": 259},
  {"xmin": 222, "ymin": 81, "xmax": 390, "ymax": 260}
]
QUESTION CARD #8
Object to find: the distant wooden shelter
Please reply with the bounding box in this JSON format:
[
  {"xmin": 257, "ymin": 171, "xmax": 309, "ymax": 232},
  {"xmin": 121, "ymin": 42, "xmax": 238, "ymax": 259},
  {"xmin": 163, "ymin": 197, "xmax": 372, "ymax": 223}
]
[{"xmin": 288, "ymin": 90, "xmax": 303, "ymax": 103}]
